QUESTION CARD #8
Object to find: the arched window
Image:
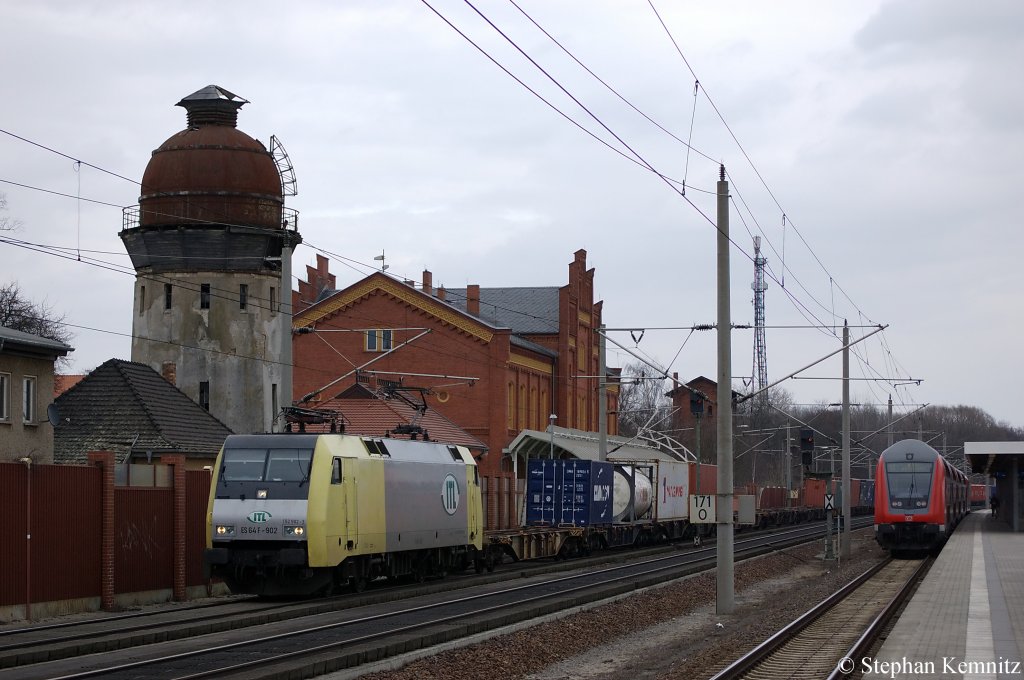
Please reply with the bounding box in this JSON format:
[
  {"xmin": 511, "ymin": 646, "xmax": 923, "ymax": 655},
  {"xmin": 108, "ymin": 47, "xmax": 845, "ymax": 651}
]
[
  {"xmin": 507, "ymin": 382, "xmax": 515, "ymax": 429},
  {"xmin": 518, "ymin": 384, "xmax": 527, "ymax": 429},
  {"xmin": 530, "ymin": 387, "xmax": 538, "ymax": 429}
]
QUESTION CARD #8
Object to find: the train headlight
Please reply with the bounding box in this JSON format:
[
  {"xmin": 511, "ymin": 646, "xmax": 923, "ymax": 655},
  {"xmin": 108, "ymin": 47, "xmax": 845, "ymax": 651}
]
[
  {"xmin": 215, "ymin": 525, "xmax": 235, "ymax": 536},
  {"xmin": 285, "ymin": 526, "xmax": 305, "ymax": 536}
]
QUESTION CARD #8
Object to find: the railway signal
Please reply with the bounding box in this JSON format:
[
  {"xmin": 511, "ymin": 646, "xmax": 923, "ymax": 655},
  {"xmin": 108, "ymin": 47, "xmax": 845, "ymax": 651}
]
[{"xmin": 800, "ymin": 429, "xmax": 814, "ymax": 466}]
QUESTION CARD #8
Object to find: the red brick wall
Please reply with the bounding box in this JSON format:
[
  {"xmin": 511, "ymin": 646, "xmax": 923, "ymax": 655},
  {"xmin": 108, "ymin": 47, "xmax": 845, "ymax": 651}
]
[
  {"xmin": 293, "ymin": 289, "xmax": 515, "ymax": 477},
  {"xmin": 292, "ymin": 251, "xmax": 620, "ymax": 483}
]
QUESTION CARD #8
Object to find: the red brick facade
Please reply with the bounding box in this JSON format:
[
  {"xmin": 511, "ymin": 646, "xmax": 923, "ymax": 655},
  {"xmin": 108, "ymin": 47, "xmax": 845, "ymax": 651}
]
[
  {"xmin": 291, "ymin": 250, "xmax": 618, "ymax": 478},
  {"xmin": 87, "ymin": 451, "xmax": 116, "ymax": 611}
]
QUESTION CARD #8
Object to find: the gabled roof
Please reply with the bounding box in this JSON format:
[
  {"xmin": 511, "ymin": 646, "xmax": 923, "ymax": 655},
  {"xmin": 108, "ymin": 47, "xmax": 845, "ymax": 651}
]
[
  {"xmin": 665, "ymin": 375, "xmax": 739, "ymax": 400},
  {"xmin": 293, "ymin": 273, "xmax": 502, "ymax": 344},
  {"xmin": 293, "ymin": 387, "xmax": 487, "ymax": 451},
  {"xmin": 0, "ymin": 325, "xmax": 73, "ymax": 359},
  {"xmin": 52, "ymin": 358, "xmax": 232, "ymax": 464},
  {"xmin": 446, "ymin": 287, "xmax": 559, "ymax": 334},
  {"xmin": 511, "ymin": 334, "xmax": 558, "ymax": 359}
]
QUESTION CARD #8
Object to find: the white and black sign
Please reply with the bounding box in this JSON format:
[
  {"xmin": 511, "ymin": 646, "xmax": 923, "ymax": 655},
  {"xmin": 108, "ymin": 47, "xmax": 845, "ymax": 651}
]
[{"xmin": 689, "ymin": 494, "xmax": 716, "ymax": 523}]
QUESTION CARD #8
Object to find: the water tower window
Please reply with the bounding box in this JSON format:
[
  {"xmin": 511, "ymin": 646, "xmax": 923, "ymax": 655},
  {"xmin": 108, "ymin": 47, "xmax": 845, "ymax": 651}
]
[
  {"xmin": 239, "ymin": 284, "xmax": 248, "ymax": 311},
  {"xmin": 270, "ymin": 287, "xmax": 277, "ymax": 314},
  {"xmin": 164, "ymin": 283, "xmax": 173, "ymax": 310},
  {"xmin": 200, "ymin": 284, "xmax": 211, "ymax": 309},
  {"xmin": 139, "ymin": 286, "xmax": 146, "ymax": 315},
  {"xmin": 199, "ymin": 381, "xmax": 210, "ymax": 411}
]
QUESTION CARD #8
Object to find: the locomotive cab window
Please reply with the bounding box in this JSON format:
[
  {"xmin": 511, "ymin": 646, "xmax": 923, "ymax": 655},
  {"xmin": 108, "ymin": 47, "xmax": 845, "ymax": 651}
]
[
  {"xmin": 266, "ymin": 448, "xmax": 314, "ymax": 482},
  {"xmin": 331, "ymin": 457, "xmax": 342, "ymax": 484},
  {"xmin": 885, "ymin": 461, "xmax": 933, "ymax": 509},
  {"xmin": 221, "ymin": 446, "xmax": 314, "ymax": 482}
]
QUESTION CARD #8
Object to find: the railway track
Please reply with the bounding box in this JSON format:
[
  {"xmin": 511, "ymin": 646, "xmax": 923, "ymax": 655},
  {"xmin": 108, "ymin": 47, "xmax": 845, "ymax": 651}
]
[
  {"xmin": 709, "ymin": 555, "xmax": 930, "ymax": 680},
  {"xmin": 1, "ymin": 519, "xmax": 870, "ymax": 680}
]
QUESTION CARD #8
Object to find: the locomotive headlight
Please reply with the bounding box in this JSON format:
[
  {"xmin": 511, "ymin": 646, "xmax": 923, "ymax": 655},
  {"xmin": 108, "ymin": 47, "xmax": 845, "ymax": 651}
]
[
  {"xmin": 215, "ymin": 525, "xmax": 235, "ymax": 536},
  {"xmin": 285, "ymin": 526, "xmax": 305, "ymax": 536}
]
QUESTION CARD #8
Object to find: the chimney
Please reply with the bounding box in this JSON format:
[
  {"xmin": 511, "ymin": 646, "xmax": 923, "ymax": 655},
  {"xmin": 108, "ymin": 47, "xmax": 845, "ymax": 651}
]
[
  {"xmin": 422, "ymin": 270, "xmax": 433, "ymax": 296},
  {"xmin": 467, "ymin": 284, "xmax": 480, "ymax": 316},
  {"xmin": 176, "ymin": 85, "xmax": 248, "ymax": 128},
  {"xmin": 672, "ymin": 372, "xmax": 679, "ymax": 389},
  {"xmin": 438, "ymin": 285, "xmax": 446, "ymax": 301},
  {"xmin": 161, "ymin": 362, "xmax": 177, "ymax": 385}
]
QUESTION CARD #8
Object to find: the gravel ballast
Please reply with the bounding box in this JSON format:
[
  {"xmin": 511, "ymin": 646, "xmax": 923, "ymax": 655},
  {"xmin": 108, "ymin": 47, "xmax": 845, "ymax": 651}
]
[{"xmin": 350, "ymin": 528, "xmax": 888, "ymax": 680}]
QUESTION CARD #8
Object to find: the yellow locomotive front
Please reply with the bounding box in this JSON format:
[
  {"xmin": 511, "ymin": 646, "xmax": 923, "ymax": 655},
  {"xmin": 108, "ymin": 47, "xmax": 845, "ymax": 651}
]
[{"xmin": 205, "ymin": 434, "xmax": 484, "ymax": 596}]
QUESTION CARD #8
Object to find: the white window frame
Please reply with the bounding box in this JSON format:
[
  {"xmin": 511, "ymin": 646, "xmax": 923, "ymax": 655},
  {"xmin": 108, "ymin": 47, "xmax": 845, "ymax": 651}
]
[
  {"xmin": 0, "ymin": 372, "xmax": 9, "ymax": 422},
  {"xmin": 23, "ymin": 375, "xmax": 36, "ymax": 424}
]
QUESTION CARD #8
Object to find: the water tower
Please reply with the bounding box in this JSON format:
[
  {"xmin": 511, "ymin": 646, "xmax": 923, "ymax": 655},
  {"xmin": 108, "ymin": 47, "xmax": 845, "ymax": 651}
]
[{"xmin": 121, "ymin": 85, "xmax": 301, "ymax": 434}]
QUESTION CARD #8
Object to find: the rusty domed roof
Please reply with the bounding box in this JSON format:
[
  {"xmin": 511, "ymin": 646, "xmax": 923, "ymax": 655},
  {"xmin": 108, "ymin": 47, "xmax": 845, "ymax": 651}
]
[{"xmin": 138, "ymin": 86, "xmax": 282, "ymax": 228}]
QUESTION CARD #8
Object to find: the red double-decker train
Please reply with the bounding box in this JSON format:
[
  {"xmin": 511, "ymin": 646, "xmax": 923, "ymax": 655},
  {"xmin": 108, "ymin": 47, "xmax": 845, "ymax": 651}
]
[{"xmin": 874, "ymin": 439, "xmax": 969, "ymax": 553}]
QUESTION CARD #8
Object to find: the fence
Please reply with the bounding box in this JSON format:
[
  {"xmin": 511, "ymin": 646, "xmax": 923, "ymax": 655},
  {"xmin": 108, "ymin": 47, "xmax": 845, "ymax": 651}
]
[{"xmin": 0, "ymin": 455, "xmax": 211, "ymax": 621}]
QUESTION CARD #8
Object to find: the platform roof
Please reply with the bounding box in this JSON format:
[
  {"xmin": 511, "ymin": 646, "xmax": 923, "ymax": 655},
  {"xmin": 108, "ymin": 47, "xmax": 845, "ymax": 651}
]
[
  {"xmin": 507, "ymin": 426, "xmax": 686, "ymax": 462},
  {"xmin": 965, "ymin": 441, "xmax": 1024, "ymax": 476}
]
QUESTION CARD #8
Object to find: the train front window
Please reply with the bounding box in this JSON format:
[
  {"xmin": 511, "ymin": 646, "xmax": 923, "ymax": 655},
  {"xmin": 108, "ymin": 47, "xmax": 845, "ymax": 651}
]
[
  {"xmin": 266, "ymin": 448, "xmax": 313, "ymax": 482},
  {"xmin": 221, "ymin": 449, "xmax": 268, "ymax": 481},
  {"xmin": 886, "ymin": 461, "xmax": 933, "ymax": 509},
  {"xmin": 221, "ymin": 447, "xmax": 314, "ymax": 482}
]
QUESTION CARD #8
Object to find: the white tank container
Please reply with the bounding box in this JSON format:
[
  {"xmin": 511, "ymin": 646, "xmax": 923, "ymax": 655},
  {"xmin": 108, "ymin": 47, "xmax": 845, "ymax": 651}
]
[{"xmin": 613, "ymin": 466, "xmax": 653, "ymax": 521}]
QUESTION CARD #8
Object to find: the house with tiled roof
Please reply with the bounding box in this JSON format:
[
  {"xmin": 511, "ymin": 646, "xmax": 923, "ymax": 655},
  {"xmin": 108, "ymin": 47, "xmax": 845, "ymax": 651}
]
[
  {"xmin": 285, "ymin": 383, "xmax": 487, "ymax": 458},
  {"xmin": 52, "ymin": 358, "xmax": 232, "ymax": 467},
  {"xmin": 0, "ymin": 325, "xmax": 73, "ymax": 463},
  {"xmin": 291, "ymin": 250, "xmax": 618, "ymax": 490}
]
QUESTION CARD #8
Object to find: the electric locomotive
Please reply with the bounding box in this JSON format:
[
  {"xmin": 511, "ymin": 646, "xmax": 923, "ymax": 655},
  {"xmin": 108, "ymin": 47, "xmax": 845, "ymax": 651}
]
[
  {"xmin": 204, "ymin": 433, "xmax": 484, "ymax": 596},
  {"xmin": 874, "ymin": 439, "xmax": 969, "ymax": 553}
]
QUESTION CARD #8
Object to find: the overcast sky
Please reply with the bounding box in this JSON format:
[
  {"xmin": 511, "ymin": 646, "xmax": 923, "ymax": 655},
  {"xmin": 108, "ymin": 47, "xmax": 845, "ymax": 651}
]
[{"xmin": 2, "ymin": 1, "xmax": 1022, "ymax": 428}]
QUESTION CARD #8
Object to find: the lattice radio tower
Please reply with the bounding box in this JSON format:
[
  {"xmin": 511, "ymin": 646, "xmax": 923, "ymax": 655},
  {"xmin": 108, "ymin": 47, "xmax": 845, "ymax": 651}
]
[{"xmin": 751, "ymin": 236, "xmax": 768, "ymax": 398}]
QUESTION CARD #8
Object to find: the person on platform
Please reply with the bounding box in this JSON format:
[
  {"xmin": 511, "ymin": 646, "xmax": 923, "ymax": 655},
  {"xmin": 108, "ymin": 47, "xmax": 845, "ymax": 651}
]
[{"xmin": 990, "ymin": 495, "xmax": 1000, "ymax": 519}]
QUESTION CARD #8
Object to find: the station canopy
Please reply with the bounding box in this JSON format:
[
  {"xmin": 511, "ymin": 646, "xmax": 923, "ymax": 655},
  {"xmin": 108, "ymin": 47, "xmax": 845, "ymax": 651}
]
[
  {"xmin": 965, "ymin": 441, "xmax": 1024, "ymax": 476},
  {"xmin": 507, "ymin": 426, "xmax": 689, "ymax": 463}
]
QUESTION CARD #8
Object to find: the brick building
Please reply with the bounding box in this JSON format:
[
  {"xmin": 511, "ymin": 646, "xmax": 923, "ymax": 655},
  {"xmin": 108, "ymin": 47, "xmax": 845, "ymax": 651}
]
[
  {"xmin": 291, "ymin": 249, "xmax": 618, "ymax": 479},
  {"xmin": 667, "ymin": 374, "xmax": 721, "ymax": 464}
]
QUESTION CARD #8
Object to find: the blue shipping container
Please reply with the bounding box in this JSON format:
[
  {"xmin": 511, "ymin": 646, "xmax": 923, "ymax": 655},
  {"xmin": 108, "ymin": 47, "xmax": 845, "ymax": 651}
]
[{"xmin": 525, "ymin": 459, "xmax": 613, "ymax": 526}]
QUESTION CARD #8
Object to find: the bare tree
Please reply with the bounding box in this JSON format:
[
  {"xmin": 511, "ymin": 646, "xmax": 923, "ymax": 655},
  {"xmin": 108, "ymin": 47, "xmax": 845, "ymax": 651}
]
[
  {"xmin": 0, "ymin": 281, "xmax": 74, "ymax": 350},
  {"xmin": 0, "ymin": 193, "xmax": 21, "ymax": 232},
  {"xmin": 616, "ymin": 361, "xmax": 673, "ymax": 438}
]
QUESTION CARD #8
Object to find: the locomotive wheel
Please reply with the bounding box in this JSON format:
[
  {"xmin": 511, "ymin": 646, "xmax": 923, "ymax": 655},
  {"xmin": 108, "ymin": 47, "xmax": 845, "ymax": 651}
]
[
  {"xmin": 413, "ymin": 563, "xmax": 427, "ymax": 583},
  {"xmin": 350, "ymin": 576, "xmax": 368, "ymax": 593}
]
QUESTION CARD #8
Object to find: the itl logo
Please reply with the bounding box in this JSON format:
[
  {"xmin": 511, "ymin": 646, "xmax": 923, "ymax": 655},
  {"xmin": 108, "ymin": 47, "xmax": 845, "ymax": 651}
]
[
  {"xmin": 441, "ymin": 475, "xmax": 460, "ymax": 515},
  {"xmin": 247, "ymin": 511, "xmax": 272, "ymax": 523}
]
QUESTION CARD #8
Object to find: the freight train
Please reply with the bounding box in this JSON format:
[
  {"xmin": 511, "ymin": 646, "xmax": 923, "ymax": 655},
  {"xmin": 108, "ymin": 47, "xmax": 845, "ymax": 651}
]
[
  {"xmin": 873, "ymin": 439, "xmax": 969, "ymax": 553},
  {"xmin": 204, "ymin": 434, "xmax": 484, "ymax": 596},
  {"xmin": 205, "ymin": 433, "xmax": 878, "ymax": 596}
]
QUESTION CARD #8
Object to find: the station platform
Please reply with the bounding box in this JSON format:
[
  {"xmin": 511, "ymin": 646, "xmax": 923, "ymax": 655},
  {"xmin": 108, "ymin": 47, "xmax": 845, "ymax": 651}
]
[{"xmin": 872, "ymin": 511, "xmax": 1023, "ymax": 679}]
